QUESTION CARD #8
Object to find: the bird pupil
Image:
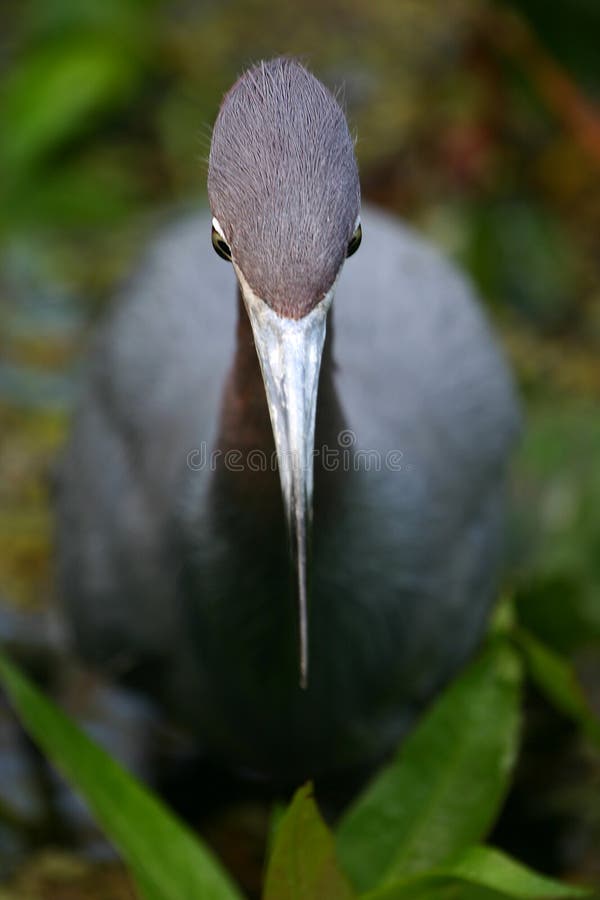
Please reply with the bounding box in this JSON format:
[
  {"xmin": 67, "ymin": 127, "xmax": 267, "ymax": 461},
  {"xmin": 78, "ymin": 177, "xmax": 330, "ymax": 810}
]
[
  {"xmin": 347, "ymin": 224, "xmax": 362, "ymax": 258},
  {"xmin": 212, "ymin": 227, "xmax": 232, "ymax": 261}
]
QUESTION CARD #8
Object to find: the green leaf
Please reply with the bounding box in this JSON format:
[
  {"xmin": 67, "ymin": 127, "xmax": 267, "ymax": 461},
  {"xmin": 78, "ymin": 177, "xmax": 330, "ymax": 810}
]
[
  {"xmin": 516, "ymin": 628, "xmax": 600, "ymax": 746},
  {"xmin": 263, "ymin": 784, "xmax": 356, "ymax": 900},
  {"xmin": 362, "ymin": 845, "xmax": 589, "ymax": 900},
  {"xmin": 134, "ymin": 869, "xmax": 164, "ymax": 900},
  {"xmin": 336, "ymin": 642, "xmax": 523, "ymax": 892},
  {"xmin": 0, "ymin": 652, "xmax": 242, "ymax": 900},
  {"xmin": 266, "ymin": 801, "xmax": 287, "ymax": 863}
]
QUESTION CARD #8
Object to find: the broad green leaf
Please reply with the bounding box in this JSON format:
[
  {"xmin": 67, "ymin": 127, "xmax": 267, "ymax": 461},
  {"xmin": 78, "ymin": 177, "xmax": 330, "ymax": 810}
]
[
  {"xmin": 362, "ymin": 845, "xmax": 589, "ymax": 899},
  {"xmin": 264, "ymin": 784, "xmax": 356, "ymax": 900},
  {"xmin": 0, "ymin": 652, "xmax": 242, "ymax": 900},
  {"xmin": 133, "ymin": 869, "xmax": 163, "ymax": 900},
  {"xmin": 516, "ymin": 628, "xmax": 600, "ymax": 746},
  {"xmin": 0, "ymin": 39, "xmax": 141, "ymax": 179},
  {"xmin": 337, "ymin": 642, "xmax": 522, "ymax": 892},
  {"xmin": 266, "ymin": 801, "xmax": 287, "ymax": 863}
]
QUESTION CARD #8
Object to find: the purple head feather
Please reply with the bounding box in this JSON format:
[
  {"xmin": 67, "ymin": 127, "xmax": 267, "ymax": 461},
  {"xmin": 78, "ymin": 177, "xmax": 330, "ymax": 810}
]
[{"xmin": 208, "ymin": 58, "xmax": 360, "ymax": 319}]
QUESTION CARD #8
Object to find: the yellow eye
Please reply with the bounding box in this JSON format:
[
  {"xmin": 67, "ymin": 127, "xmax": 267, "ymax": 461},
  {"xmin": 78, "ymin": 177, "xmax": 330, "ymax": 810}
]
[
  {"xmin": 212, "ymin": 226, "xmax": 232, "ymax": 261},
  {"xmin": 347, "ymin": 222, "xmax": 362, "ymax": 258}
]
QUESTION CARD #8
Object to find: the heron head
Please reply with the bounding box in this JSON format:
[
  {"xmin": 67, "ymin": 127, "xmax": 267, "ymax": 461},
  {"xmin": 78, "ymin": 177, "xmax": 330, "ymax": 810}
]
[{"xmin": 208, "ymin": 57, "xmax": 360, "ymax": 316}]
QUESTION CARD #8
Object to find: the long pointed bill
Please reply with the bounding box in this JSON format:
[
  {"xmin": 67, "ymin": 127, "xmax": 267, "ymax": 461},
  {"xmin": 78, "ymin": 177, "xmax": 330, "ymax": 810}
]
[{"xmin": 236, "ymin": 269, "xmax": 333, "ymax": 689}]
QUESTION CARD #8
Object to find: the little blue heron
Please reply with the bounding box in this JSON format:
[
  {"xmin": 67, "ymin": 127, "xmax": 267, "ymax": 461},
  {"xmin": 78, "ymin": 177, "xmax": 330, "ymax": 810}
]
[{"xmin": 56, "ymin": 58, "xmax": 519, "ymax": 781}]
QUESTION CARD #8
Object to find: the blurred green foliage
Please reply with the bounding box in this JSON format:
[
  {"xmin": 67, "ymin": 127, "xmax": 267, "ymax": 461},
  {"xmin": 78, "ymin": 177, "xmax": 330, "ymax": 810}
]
[
  {"xmin": 0, "ymin": 0, "xmax": 157, "ymax": 229},
  {"xmin": 1, "ymin": 0, "xmax": 600, "ymax": 895},
  {"xmin": 499, "ymin": 0, "xmax": 600, "ymax": 99}
]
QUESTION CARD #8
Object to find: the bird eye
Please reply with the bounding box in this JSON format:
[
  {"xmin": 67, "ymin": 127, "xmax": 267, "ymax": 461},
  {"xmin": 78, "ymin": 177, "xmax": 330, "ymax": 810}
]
[
  {"xmin": 347, "ymin": 222, "xmax": 362, "ymax": 258},
  {"xmin": 212, "ymin": 226, "xmax": 232, "ymax": 261}
]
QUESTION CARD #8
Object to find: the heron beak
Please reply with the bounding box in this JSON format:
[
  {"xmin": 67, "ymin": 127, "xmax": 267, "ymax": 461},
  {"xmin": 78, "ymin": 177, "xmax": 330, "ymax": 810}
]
[{"xmin": 236, "ymin": 270, "xmax": 332, "ymax": 689}]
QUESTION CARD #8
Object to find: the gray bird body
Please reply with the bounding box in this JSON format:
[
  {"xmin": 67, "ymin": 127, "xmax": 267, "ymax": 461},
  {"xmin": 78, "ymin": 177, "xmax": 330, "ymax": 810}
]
[{"xmin": 57, "ymin": 202, "xmax": 519, "ymax": 780}]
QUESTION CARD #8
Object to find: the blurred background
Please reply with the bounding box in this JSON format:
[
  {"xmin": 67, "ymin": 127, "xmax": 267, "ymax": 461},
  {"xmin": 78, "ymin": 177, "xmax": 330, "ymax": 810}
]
[{"xmin": 1, "ymin": 0, "xmax": 599, "ymax": 896}]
